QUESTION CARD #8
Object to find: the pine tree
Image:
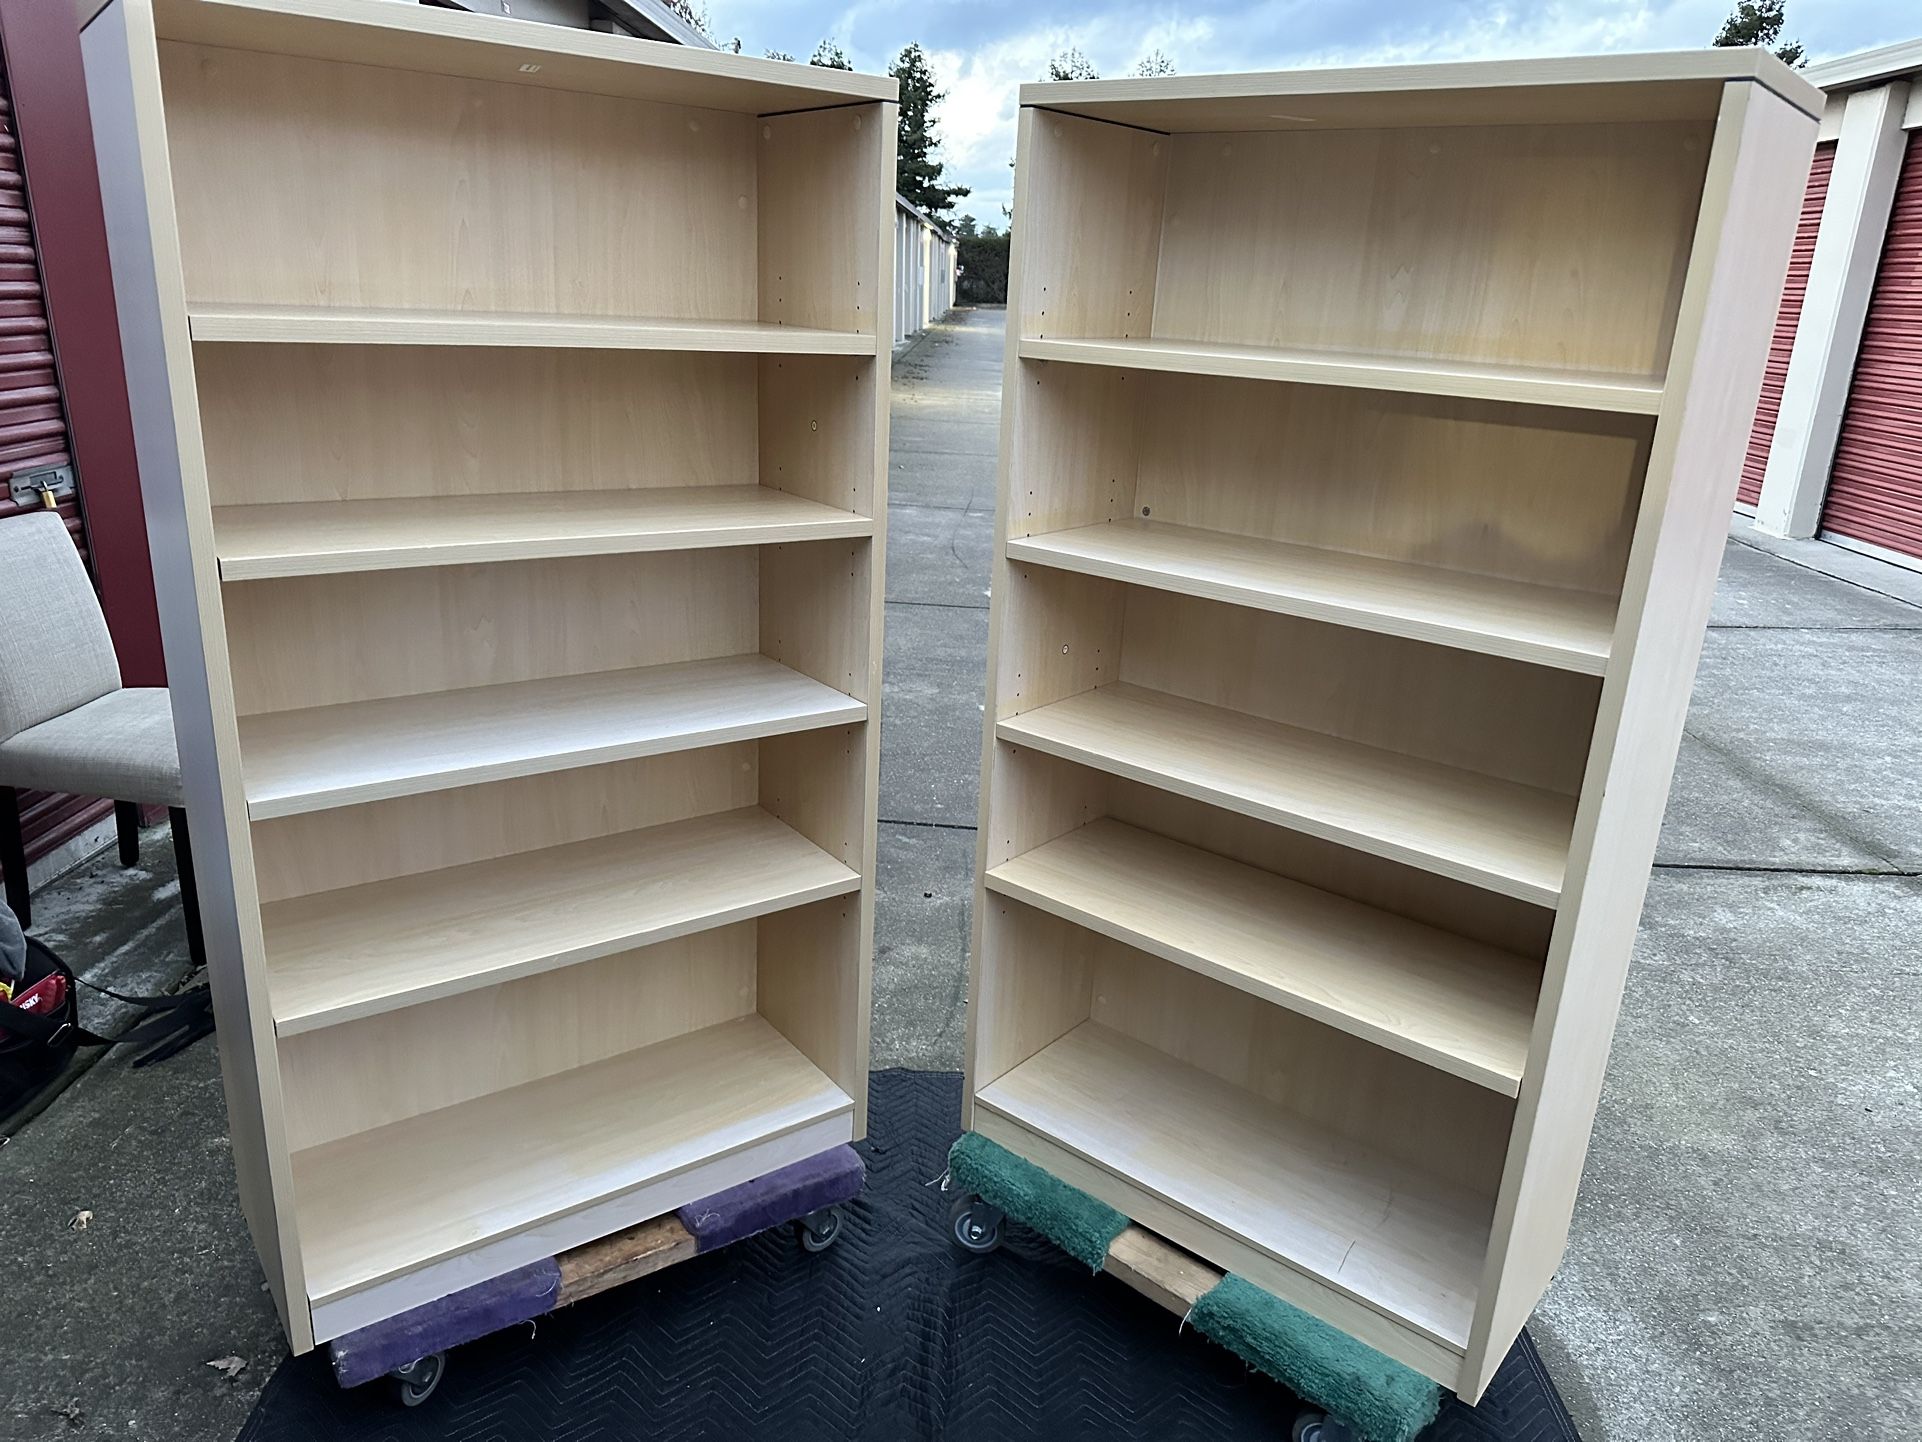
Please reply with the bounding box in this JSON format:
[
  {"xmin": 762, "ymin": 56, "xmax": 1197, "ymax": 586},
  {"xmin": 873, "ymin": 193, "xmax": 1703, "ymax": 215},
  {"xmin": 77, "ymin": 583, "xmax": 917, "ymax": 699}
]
[
  {"xmin": 891, "ymin": 44, "xmax": 970, "ymax": 217},
  {"xmin": 1046, "ymin": 48, "xmax": 1098, "ymax": 81},
  {"xmin": 1712, "ymin": 0, "xmax": 1805, "ymax": 67},
  {"xmin": 811, "ymin": 40, "xmax": 853, "ymax": 70}
]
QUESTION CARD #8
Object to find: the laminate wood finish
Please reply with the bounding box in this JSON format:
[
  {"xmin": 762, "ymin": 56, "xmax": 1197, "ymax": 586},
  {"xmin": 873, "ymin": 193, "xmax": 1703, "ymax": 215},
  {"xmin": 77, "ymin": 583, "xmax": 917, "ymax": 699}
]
[
  {"xmin": 189, "ymin": 304, "xmax": 877, "ymax": 353},
  {"xmin": 987, "ymin": 819, "xmax": 1539, "ymax": 1093},
  {"xmin": 291, "ymin": 1015, "xmax": 852, "ymax": 1304},
  {"xmin": 267, "ymin": 808, "xmax": 858, "ymax": 1033},
  {"xmin": 1018, "ymin": 336, "xmax": 1665, "ymax": 414},
  {"xmin": 149, "ymin": 0, "xmax": 896, "ymax": 113},
  {"xmin": 975, "ymin": 1023, "xmax": 1492, "ymax": 1349},
  {"xmin": 214, "ymin": 488, "xmax": 873, "ymax": 580},
  {"xmin": 1007, "ymin": 519, "xmax": 1616, "ymax": 674},
  {"xmin": 997, "ymin": 684, "xmax": 1574, "ymax": 905},
  {"xmin": 238, "ymin": 655, "xmax": 865, "ymax": 819}
]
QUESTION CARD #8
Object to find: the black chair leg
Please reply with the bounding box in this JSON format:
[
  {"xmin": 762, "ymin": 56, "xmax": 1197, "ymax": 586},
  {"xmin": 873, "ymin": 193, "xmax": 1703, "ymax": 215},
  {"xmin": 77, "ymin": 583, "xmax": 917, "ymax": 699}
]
[
  {"xmin": 115, "ymin": 801, "xmax": 141, "ymax": 867},
  {"xmin": 1, "ymin": 786, "xmax": 28, "ymax": 929},
  {"xmin": 169, "ymin": 807, "xmax": 207, "ymax": 971}
]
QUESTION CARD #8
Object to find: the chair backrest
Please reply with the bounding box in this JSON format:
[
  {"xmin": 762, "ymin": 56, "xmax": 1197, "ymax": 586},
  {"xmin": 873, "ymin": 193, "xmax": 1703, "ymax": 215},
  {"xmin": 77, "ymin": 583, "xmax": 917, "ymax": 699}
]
[{"xmin": 0, "ymin": 513, "xmax": 122, "ymax": 743}]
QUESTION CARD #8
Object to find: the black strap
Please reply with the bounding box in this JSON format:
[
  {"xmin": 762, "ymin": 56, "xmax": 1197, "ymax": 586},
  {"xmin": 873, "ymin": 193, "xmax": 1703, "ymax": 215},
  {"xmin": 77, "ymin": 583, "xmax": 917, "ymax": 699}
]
[{"xmin": 0, "ymin": 981, "xmax": 212, "ymax": 1056}]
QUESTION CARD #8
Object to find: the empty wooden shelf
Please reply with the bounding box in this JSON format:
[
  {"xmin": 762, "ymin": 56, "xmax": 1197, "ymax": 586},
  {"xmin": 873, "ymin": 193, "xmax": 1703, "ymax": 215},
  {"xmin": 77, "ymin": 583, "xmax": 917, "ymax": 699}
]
[
  {"xmin": 998, "ymin": 683, "xmax": 1574, "ymax": 905},
  {"xmin": 974, "ymin": 1022, "xmax": 1493, "ymax": 1350},
  {"xmin": 266, "ymin": 807, "xmax": 860, "ymax": 1034},
  {"xmin": 88, "ymin": 0, "xmax": 894, "ymax": 1353},
  {"xmin": 1017, "ymin": 335, "xmax": 1665, "ymax": 414},
  {"xmin": 985, "ymin": 819, "xmax": 1538, "ymax": 1093},
  {"xmin": 968, "ymin": 56, "xmax": 1818, "ymax": 1399},
  {"xmin": 213, "ymin": 488, "xmax": 873, "ymax": 581},
  {"xmin": 293, "ymin": 1015, "xmax": 851, "ymax": 1307},
  {"xmin": 1006, "ymin": 518, "xmax": 1617, "ymax": 674},
  {"xmin": 188, "ymin": 303, "xmax": 880, "ymax": 354},
  {"xmin": 239, "ymin": 656, "xmax": 866, "ymax": 819}
]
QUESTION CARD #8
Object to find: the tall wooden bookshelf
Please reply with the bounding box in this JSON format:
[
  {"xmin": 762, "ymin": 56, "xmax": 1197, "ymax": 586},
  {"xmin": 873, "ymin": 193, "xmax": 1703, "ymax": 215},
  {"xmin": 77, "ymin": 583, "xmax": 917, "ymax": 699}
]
[
  {"xmin": 83, "ymin": 0, "xmax": 894, "ymax": 1352},
  {"xmin": 966, "ymin": 54, "xmax": 1818, "ymax": 1400}
]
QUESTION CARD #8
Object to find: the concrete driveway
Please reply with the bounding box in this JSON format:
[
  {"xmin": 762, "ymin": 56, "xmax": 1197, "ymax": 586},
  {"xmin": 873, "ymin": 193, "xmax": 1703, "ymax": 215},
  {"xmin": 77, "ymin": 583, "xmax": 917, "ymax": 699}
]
[{"xmin": 2, "ymin": 305, "xmax": 1917, "ymax": 1441}]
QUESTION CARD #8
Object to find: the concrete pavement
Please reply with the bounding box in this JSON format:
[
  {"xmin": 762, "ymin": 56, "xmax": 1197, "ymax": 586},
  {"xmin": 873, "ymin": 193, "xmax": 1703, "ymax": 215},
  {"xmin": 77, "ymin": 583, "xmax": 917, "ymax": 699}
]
[{"xmin": 2, "ymin": 304, "xmax": 1917, "ymax": 1440}]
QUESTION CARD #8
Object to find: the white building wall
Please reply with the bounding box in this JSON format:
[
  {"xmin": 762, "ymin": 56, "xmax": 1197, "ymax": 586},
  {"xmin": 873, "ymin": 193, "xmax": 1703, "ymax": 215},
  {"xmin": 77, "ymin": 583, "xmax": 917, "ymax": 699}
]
[{"xmin": 894, "ymin": 200, "xmax": 954, "ymax": 345}]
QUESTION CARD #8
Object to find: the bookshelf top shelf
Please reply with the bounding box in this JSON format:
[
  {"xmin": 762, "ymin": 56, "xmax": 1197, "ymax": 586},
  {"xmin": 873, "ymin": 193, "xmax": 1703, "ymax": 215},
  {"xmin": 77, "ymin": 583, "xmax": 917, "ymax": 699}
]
[
  {"xmin": 188, "ymin": 305, "xmax": 880, "ymax": 356},
  {"xmin": 141, "ymin": 0, "xmax": 897, "ymax": 115},
  {"xmin": 1018, "ymin": 49, "xmax": 1821, "ymax": 132},
  {"xmin": 1018, "ymin": 336, "xmax": 1665, "ymax": 414}
]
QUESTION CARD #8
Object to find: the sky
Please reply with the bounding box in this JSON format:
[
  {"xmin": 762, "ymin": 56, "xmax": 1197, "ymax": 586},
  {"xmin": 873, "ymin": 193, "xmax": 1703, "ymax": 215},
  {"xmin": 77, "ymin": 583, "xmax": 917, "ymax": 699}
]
[{"xmin": 696, "ymin": 0, "xmax": 1914, "ymax": 228}]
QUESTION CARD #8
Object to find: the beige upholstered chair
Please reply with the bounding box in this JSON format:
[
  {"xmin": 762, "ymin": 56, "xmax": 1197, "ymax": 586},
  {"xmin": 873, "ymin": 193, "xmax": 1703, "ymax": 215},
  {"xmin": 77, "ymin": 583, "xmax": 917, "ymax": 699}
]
[{"xmin": 0, "ymin": 512, "xmax": 202, "ymax": 965}]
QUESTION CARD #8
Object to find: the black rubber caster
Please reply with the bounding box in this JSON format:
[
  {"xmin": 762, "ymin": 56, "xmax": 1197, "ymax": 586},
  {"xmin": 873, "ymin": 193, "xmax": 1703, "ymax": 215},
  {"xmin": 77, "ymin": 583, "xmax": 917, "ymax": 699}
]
[
  {"xmin": 949, "ymin": 1193, "xmax": 1004, "ymax": 1254},
  {"xmin": 798, "ymin": 1204, "xmax": 844, "ymax": 1253},
  {"xmin": 389, "ymin": 1351, "xmax": 446, "ymax": 1408},
  {"xmin": 1292, "ymin": 1413, "xmax": 1356, "ymax": 1442}
]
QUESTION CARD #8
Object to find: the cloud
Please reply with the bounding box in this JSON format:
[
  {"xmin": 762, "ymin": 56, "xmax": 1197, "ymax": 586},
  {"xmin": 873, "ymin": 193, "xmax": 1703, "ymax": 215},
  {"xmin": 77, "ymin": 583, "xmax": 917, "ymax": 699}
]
[{"xmin": 704, "ymin": 0, "xmax": 1915, "ymax": 229}]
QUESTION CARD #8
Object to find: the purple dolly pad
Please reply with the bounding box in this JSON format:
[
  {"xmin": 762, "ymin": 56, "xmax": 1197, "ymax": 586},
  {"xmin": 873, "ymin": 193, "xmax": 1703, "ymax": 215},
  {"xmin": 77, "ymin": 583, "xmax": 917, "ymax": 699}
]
[
  {"xmin": 677, "ymin": 1144, "xmax": 864, "ymax": 1252},
  {"xmin": 328, "ymin": 1258, "xmax": 561, "ymax": 1389}
]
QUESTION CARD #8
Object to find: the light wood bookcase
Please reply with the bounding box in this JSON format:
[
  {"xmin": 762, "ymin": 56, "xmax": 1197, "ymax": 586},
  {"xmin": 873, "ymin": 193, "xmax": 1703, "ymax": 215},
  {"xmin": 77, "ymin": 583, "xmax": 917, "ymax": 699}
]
[
  {"xmin": 82, "ymin": 0, "xmax": 894, "ymax": 1352},
  {"xmin": 965, "ymin": 54, "xmax": 1819, "ymax": 1400}
]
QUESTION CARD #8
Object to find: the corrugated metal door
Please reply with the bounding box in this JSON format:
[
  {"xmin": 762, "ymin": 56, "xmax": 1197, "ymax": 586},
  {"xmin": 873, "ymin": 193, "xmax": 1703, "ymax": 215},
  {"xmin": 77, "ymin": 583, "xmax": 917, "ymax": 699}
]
[
  {"xmin": 0, "ymin": 56, "xmax": 112, "ymax": 871},
  {"xmin": 1738, "ymin": 142, "xmax": 1835, "ymax": 509},
  {"xmin": 1821, "ymin": 135, "xmax": 1922, "ymax": 559}
]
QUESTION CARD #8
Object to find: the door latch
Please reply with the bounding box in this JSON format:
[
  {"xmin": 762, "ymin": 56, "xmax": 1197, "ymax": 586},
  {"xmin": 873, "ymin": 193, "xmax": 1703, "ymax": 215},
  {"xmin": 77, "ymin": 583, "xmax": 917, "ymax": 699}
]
[{"xmin": 8, "ymin": 464, "xmax": 75, "ymax": 511}]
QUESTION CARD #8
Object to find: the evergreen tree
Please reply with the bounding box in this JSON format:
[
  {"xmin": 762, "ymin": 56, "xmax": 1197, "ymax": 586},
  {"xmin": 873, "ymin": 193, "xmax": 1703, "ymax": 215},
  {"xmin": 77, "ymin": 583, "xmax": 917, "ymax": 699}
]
[
  {"xmin": 811, "ymin": 40, "xmax": 853, "ymax": 70},
  {"xmin": 891, "ymin": 45, "xmax": 970, "ymax": 217},
  {"xmin": 1713, "ymin": 0, "xmax": 1805, "ymax": 66},
  {"xmin": 1046, "ymin": 48, "xmax": 1099, "ymax": 81},
  {"xmin": 1134, "ymin": 49, "xmax": 1176, "ymax": 77}
]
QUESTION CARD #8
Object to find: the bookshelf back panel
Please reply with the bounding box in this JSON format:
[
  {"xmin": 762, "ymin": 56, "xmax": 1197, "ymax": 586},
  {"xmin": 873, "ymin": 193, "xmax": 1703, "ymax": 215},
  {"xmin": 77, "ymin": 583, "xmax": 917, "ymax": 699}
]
[
  {"xmin": 1117, "ymin": 587, "xmax": 1601, "ymax": 795},
  {"xmin": 249, "ymin": 745, "xmax": 757, "ymax": 905},
  {"xmin": 278, "ymin": 925, "xmax": 758, "ymax": 1150},
  {"xmin": 1149, "ymin": 121, "xmax": 1712, "ymax": 375},
  {"xmin": 160, "ymin": 41, "xmax": 759, "ymax": 318},
  {"xmin": 196, "ymin": 345, "xmax": 761, "ymax": 507},
  {"xmin": 1087, "ymin": 935, "xmax": 1514, "ymax": 1195},
  {"xmin": 224, "ymin": 549, "xmax": 760, "ymax": 715},
  {"xmin": 1129, "ymin": 374, "xmax": 1653, "ymax": 595}
]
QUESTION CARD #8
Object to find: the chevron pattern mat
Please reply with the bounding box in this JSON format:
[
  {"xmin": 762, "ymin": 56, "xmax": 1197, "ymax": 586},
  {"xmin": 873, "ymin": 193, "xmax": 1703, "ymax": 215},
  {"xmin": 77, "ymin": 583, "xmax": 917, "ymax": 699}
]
[{"xmin": 236, "ymin": 1070, "xmax": 1581, "ymax": 1441}]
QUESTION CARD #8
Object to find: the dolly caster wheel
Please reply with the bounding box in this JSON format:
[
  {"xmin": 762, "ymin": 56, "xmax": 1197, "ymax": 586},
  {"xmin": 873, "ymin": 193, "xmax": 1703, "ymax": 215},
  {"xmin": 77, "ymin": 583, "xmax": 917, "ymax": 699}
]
[
  {"xmin": 389, "ymin": 1351, "xmax": 446, "ymax": 1408},
  {"xmin": 798, "ymin": 1205, "xmax": 845, "ymax": 1253},
  {"xmin": 949, "ymin": 1193, "xmax": 1004, "ymax": 1254},
  {"xmin": 1292, "ymin": 1413, "xmax": 1356, "ymax": 1442}
]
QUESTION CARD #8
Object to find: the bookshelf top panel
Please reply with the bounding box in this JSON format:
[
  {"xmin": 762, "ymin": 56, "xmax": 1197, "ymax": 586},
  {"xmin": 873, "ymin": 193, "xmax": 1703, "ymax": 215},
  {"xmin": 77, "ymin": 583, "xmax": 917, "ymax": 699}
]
[
  {"xmin": 134, "ymin": 0, "xmax": 897, "ymax": 114},
  {"xmin": 1018, "ymin": 49, "xmax": 1821, "ymax": 133}
]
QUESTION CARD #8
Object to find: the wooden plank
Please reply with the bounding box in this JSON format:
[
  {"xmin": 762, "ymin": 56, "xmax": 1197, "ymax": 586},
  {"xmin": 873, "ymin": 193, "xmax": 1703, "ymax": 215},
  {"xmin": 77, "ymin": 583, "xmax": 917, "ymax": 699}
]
[
  {"xmin": 1103, "ymin": 1225, "xmax": 1221, "ymax": 1317},
  {"xmin": 1007, "ymin": 518, "xmax": 1616, "ymax": 674},
  {"xmin": 80, "ymin": 0, "xmax": 315, "ymax": 1351},
  {"xmin": 555, "ymin": 1215, "xmax": 699, "ymax": 1308},
  {"xmin": 997, "ymin": 684, "xmax": 1574, "ymax": 906},
  {"xmin": 975, "ymin": 1022, "xmax": 1493, "ymax": 1350},
  {"xmin": 1018, "ymin": 51, "xmax": 1822, "ymax": 132},
  {"xmin": 291, "ymin": 1014, "xmax": 852, "ymax": 1306},
  {"xmin": 151, "ymin": 0, "xmax": 895, "ymax": 113},
  {"xmin": 1019, "ymin": 335, "xmax": 1665, "ymax": 415},
  {"xmin": 238, "ymin": 654, "xmax": 866, "ymax": 820},
  {"xmin": 265, "ymin": 808, "xmax": 859, "ymax": 1034},
  {"xmin": 188, "ymin": 304, "xmax": 878, "ymax": 354},
  {"xmin": 213, "ymin": 487, "xmax": 872, "ymax": 581},
  {"xmin": 987, "ymin": 819, "xmax": 1540, "ymax": 1094},
  {"xmin": 1461, "ymin": 84, "xmax": 1820, "ymax": 1400}
]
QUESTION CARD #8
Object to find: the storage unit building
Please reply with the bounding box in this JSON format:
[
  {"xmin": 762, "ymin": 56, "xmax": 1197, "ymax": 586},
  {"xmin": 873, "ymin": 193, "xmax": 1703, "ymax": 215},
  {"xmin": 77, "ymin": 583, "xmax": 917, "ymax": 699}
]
[{"xmin": 1748, "ymin": 38, "xmax": 1922, "ymax": 567}]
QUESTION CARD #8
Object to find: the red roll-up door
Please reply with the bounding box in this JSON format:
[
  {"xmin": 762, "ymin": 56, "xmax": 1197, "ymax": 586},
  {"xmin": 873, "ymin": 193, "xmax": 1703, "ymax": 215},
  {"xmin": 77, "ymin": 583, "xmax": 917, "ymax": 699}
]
[
  {"xmin": 1821, "ymin": 135, "xmax": 1922, "ymax": 560},
  {"xmin": 0, "ymin": 56, "xmax": 115, "ymax": 876},
  {"xmin": 1738, "ymin": 143, "xmax": 1835, "ymax": 509}
]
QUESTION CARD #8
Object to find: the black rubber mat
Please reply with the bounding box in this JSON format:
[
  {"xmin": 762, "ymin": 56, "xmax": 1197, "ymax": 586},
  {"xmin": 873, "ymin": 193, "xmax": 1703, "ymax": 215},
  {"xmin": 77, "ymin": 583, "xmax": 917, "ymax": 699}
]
[{"xmin": 237, "ymin": 1070, "xmax": 1580, "ymax": 1442}]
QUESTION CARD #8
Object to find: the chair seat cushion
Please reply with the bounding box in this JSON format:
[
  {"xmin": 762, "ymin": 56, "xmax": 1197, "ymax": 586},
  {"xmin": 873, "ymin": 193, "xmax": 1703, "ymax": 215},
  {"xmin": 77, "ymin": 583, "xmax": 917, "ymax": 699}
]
[{"xmin": 0, "ymin": 688, "xmax": 183, "ymax": 807}]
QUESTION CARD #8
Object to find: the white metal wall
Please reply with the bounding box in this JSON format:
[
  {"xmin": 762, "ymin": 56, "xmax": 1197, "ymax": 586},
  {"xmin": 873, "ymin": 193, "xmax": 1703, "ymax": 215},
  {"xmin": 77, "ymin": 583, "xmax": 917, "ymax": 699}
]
[{"xmin": 894, "ymin": 201, "xmax": 954, "ymax": 345}]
